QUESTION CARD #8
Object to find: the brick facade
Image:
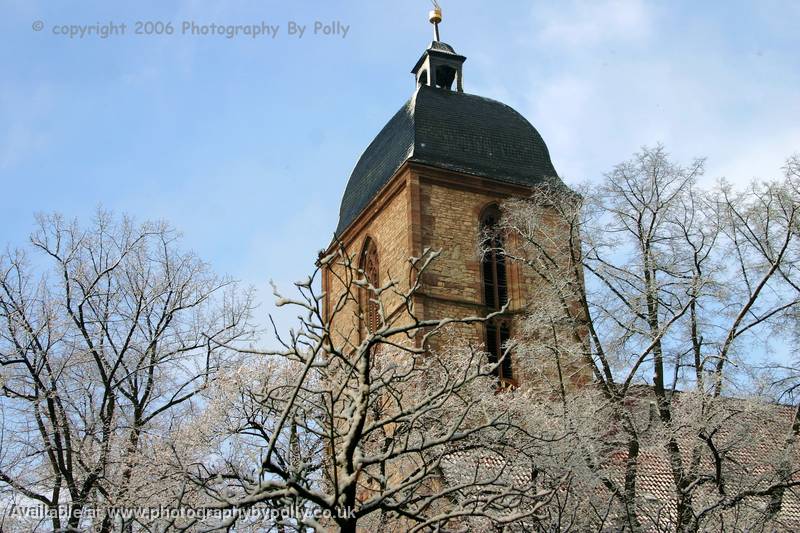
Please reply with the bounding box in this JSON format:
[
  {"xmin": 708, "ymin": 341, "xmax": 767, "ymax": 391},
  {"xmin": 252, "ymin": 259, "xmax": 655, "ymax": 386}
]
[{"xmin": 322, "ymin": 161, "xmax": 586, "ymax": 387}]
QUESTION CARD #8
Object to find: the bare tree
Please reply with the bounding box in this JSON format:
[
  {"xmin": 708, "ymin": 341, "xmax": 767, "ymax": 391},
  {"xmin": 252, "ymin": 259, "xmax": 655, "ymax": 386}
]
[
  {"xmin": 496, "ymin": 146, "xmax": 800, "ymax": 531},
  {"xmin": 184, "ymin": 245, "xmax": 554, "ymax": 532},
  {"xmin": 6, "ymin": 149, "xmax": 796, "ymax": 532},
  {"xmin": 0, "ymin": 211, "xmax": 254, "ymax": 531}
]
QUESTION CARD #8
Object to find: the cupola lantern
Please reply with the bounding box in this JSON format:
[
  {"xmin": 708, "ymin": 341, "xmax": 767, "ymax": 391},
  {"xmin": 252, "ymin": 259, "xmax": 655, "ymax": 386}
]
[{"xmin": 412, "ymin": 5, "xmax": 466, "ymax": 92}]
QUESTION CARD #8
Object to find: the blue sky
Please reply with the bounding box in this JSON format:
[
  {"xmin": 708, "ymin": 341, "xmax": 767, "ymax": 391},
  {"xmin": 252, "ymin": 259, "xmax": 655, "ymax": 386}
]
[{"xmin": 2, "ymin": 0, "xmax": 799, "ymax": 334}]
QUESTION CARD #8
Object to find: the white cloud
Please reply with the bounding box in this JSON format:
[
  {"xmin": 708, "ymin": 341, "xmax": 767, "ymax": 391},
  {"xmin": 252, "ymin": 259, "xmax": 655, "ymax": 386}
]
[
  {"xmin": 487, "ymin": 0, "xmax": 800, "ymax": 188},
  {"xmin": 709, "ymin": 129, "xmax": 800, "ymax": 185},
  {"xmin": 536, "ymin": 0, "xmax": 652, "ymax": 48}
]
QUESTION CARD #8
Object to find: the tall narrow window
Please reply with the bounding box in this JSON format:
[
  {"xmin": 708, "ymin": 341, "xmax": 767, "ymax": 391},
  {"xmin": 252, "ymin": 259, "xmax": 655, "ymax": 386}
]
[
  {"xmin": 360, "ymin": 239, "xmax": 380, "ymax": 336},
  {"xmin": 486, "ymin": 321, "xmax": 513, "ymax": 379},
  {"xmin": 481, "ymin": 206, "xmax": 513, "ymax": 382},
  {"xmin": 481, "ymin": 208, "xmax": 508, "ymax": 309}
]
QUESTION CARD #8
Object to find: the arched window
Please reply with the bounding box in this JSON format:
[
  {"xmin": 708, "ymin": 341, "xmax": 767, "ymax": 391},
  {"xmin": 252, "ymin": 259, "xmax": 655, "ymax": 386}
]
[
  {"xmin": 480, "ymin": 206, "xmax": 513, "ymax": 382},
  {"xmin": 359, "ymin": 238, "xmax": 380, "ymax": 336}
]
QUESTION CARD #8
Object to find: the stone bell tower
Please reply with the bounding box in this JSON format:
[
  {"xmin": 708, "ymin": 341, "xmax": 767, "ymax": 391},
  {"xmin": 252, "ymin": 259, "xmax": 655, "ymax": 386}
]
[{"xmin": 321, "ymin": 7, "xmax": 578, "ymax": 386}]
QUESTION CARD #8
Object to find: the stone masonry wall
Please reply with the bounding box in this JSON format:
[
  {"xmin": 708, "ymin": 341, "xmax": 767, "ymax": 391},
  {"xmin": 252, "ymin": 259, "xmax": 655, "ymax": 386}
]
[
  {"xmin": 325, "ymin": 180, "xmax": 412, "ymax": 350},
  {"xmin": 325, "ymin": 167, "xmax": 589, "ymax": 388}
]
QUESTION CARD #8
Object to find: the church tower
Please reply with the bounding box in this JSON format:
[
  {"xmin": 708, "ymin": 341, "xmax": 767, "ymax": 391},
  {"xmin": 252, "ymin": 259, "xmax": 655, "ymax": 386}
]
[{"xmin": 321, "ymin": 8, "xmax": 572, "ymax": 386}]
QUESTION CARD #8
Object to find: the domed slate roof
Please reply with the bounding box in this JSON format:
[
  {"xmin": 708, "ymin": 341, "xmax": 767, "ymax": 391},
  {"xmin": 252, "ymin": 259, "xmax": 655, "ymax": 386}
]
[{"xmin": 335, "ymin": 85, "xmax": 560, "ymax": 236}]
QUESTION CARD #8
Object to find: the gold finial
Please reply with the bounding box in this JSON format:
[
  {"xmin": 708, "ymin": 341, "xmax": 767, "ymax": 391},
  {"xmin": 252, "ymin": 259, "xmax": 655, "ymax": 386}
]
[{"xmin": 429, "ymin": 1, "xmax": 442, "ymax": 41}]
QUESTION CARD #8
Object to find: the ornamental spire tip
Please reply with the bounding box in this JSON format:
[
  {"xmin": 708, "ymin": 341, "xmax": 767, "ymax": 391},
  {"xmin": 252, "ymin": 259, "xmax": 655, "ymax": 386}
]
[{"xmin": 429, "ymin": 1, "xmax": 442, "ymax": 41}]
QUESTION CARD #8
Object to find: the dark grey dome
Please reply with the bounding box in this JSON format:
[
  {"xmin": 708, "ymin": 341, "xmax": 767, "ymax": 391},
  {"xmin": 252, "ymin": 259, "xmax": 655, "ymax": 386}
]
[{"xmin": 335, "ymin": 84, "xmax": 560, "ymax": 236}]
